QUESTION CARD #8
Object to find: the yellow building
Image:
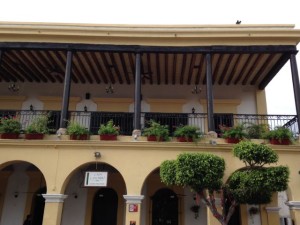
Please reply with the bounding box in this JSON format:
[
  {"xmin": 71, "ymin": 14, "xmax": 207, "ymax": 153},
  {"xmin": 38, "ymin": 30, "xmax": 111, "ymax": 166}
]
[{"xmin": 0, "ymin": 22, "xmax": 300, "ymax": 225}]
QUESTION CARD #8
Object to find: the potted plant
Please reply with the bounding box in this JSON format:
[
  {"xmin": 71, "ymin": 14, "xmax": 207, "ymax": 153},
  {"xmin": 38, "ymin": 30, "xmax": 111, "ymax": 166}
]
[
  {"xmin": 143, "ymin": 120, "xmax": 169, "ymax": 141},
  {"xmin": 174, "ymin": 125, "xmax": 203, "ymax": 142},
  {"xmin": 66, "ymin": 121, "xmax": 89, "ymax": 140},
  {"xmin": 25, "ymin": 115, "xmax": 50, "ymax": 139},
  {"xmin": 245, "ymin": 123, "xmax": 269, "ymax": 139},
  {"xmin": 0, "ymin": 116, "xmax": 22, "ymax": 139},
  {"xmin": 221, "ymin": 123, "xmax": 247, "ymax": 143},
  {"xmin": 98, "ymin": 120, "xmax": 119, "ymax": 140},
  {"xmin": 263, "ymin": 126, "xmax": 293, "ymax": 145}
]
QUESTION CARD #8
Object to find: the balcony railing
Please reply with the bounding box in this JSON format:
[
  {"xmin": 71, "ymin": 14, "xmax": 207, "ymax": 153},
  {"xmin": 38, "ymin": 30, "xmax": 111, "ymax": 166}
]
[{"xmin": 0, "ymin": 110, "xmax": 298, "ymax": 136}]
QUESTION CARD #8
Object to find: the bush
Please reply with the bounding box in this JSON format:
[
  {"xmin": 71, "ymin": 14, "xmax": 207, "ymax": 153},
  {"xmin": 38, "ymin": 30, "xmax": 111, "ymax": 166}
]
[
  {"xmin": 25, "ymin": 115, "xmax": 50, "ymax": 134},
  {"xmin": 0, "ymin": 117, "xmax": 22, "ymax": 134},
  {"xmin": 66, "ymin": 121, "xmax": 89, "ymax": 135},
  {"xmin": 174, "ymin": 125, "xmax": 202, "ymax": 142},
  {"xmin": 98, "ymin": 120, "xmax": 119, "ymax": 135},
  {"xmin": 143, "ymin": 120, "xmax": 169, "ymax": 141}
]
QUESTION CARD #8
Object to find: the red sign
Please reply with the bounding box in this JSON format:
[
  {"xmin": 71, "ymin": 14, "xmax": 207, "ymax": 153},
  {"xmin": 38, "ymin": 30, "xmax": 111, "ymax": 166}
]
[{"xmin": 129, "ymin": 204, "xmax": 138, "ymax": 212}]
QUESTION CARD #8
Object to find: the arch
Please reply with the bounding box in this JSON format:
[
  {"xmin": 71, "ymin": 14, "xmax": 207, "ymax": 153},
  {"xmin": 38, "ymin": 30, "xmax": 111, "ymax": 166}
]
[
  {"xmin": 151, "ymin": 188, "xmax": 178, "ymax": 225},
  {"xmin": 60, "ymin": 162, "xmax": 127, "ymax": 194},
  {"xmin": 92, "ymin": 188, "xmax": 118, "ymax": 225},
  {"xmin": 0, "ymin": 161, "xmax": 47, "ymax": 225},
  {"xmin": 60, "ymin": 162, "xmax": 127, "ymax": 225}
]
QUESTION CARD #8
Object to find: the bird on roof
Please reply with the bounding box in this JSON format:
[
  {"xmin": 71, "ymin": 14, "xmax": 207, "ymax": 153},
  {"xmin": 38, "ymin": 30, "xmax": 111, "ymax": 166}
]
[{"xmin": 236, "ymin": 20, "xmax": 241, "ymax": 24}]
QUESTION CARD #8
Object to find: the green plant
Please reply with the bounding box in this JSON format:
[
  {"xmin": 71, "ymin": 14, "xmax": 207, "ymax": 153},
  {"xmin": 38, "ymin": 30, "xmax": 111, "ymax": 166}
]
[
  {"xmin": 66, "ymin": 121, "xmax": 89, "ymax": 135},
  {"xmin": 142, "ymin": 120, "xmax": 169, "ymax": 141},
  {"xmin": 174, "ymin": 125, "xmax": 203, "ymax": 142},
  {"xmin": 98, "ymin": 120, "xmax": 119, "ymax": 135},
  {"xmin": 0, "ymin": 116, "xmax": 22, "ymax": 134},
  {"xmin": 245, "ymin": 123, "xmax": 269, "ymax": 139},
  {"xmin": 263, "ymin": 126, "xmax": 293, "ymax": 143},
  {"xmin": 221, "ymin": 123, "xmax": 247, "ymax": 140},
  {"xmin": 160, "ymin": 141, "xmax": 289, "ymax": 225},
  {"xmin": 25, "ymin": 115, "xmax": 50, "ymax": 134}
]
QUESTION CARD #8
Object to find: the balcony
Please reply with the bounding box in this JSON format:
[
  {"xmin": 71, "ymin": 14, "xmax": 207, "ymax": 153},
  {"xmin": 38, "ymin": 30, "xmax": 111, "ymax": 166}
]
[{"xmin": 0, "ymin": 110, "xmax": 298, "ymax": 137}]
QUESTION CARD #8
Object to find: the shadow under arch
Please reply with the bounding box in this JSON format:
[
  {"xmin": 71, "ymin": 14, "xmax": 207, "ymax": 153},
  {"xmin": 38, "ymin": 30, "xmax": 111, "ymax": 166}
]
[
  {"xmin": 151, "ymin": 188, "xmax": 179, "ymax": 225},
  {"xmin": 0, "ymin": 160, "xmax": 47, "ymax": 225},
  {"xmin": 60, "ymin": 162, "xmax": 127, "ymax": 225},
  {"xmin": 92, "ymin": 188, "xmax": 118, "ymax": 225}
]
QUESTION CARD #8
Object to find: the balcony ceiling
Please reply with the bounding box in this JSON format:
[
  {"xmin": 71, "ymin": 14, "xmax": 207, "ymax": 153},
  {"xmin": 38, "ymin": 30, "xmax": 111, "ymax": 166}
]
[{"xmin": 0, "ymin": 48, "xmax": 293, "ymax": 89}]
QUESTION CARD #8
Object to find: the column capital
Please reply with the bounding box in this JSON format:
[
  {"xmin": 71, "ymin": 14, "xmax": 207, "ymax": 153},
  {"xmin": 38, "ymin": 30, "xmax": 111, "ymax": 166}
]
[
  {"xmin": 265, "ymin": 207, "xmax": 281, "ymax": 213},
  {"xmin": 42, "ymin": 194, "xmax": 68, "ymax": 203},
  {"xmin": 123, "ymin": 195, "xmax": 144, "ymax": 204},
  {"xmin": 286, "ymin": 201, "xmax": 300, "ymax": 210}
]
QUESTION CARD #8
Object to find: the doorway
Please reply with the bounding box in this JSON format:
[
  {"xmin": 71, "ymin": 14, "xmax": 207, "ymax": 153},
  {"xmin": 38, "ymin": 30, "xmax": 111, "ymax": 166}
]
[
  {"xmin": 92, "ymin": 188, "xmax": 118, "ymax": 225},
  {"xmin": 151, "ymin": 188, "xmax": 178, "ymax": 225}
]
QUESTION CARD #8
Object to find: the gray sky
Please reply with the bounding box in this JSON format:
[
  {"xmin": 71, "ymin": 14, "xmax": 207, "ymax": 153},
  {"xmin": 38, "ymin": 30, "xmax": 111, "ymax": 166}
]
[{"xmin": 0, "ymin": 0, "xmax": 299, "ymax": 114}]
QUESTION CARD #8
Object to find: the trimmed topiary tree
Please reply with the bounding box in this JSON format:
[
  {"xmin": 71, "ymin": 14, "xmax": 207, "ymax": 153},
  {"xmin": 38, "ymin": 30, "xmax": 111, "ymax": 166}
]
[{"xmin": 160, "ymin": 141, "xmax": 289, "ymax": 225}]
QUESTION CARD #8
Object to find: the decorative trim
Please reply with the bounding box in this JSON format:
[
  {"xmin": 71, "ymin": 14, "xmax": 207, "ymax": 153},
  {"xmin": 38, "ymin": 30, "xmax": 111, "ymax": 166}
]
[
  {"xmin": 42, "ymin": 194, "xmax": 68, "ymax": 203},
  {"xmin": 286, "ymin": 201, "xmax": 300, "ymax": 210},
  {"xmin": 123, "ymin": 195, "xmax": 144, "ymax": 204},
  {"xmin": 265, "ymin": 207, "xmax": 281, "ymax": 213}
]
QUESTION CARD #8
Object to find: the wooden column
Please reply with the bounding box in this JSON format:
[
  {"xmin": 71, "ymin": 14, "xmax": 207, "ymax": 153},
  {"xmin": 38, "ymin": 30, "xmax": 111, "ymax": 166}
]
[
  {"xmin": 59, "ymin": 51, "xmax": 73, "ymax": 129},
  {"xmin": 290, "ymin": 53, "xmax": 300, "ymax": 132},
  {"xmin": 134, "ymin": 53, "xmax": 141, "ymax": 130},
  {"xmin": 206, "ymin": 53, "xmax": 215, "ymax": 131}
]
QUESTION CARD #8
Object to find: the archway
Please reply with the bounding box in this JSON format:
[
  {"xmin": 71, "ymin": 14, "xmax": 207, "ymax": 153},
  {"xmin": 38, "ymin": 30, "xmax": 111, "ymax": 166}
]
[
  {"xmin": 92, "ymin": 188, "xmax": 118, "ymax": 225},
  {"xmin": 61, "ymin": 162, "xmax": 126, "ymax": 225},
  {"xmin": 151, "ymin": 188, "xmax": 178, "ymax": 225},
  {"xmin": 0, "ymin": 161, "xmax": 46, "ymax": 225}
]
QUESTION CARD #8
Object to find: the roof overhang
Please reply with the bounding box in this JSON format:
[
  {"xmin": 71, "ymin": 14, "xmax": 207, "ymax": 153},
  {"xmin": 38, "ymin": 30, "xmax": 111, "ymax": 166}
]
[{"xmin": 0, "ymin": 22, "xmax": 300, "ymax": 90}]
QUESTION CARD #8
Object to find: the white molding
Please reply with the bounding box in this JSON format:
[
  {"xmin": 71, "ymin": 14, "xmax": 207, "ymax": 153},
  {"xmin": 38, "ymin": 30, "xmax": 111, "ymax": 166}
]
[
  {"xmin": 286, "ymin": 201, "xmax": 300, "ymax": 210},
  {"xmin": 42, "ymin": 194, "xmax": 68, "ymax": 203},
  {"xmin": 123, "ymin": 195, "xmax": 144, "ymax": 204},
  {"xmin": 265, "ymin": 207, "xmax": 281, "ymax": 213}
]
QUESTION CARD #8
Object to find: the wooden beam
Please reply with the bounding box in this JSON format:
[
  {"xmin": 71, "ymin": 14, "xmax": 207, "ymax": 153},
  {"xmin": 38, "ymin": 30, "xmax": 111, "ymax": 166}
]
[
  {"xmin": 90, "ymin": 52, "xmax": 108, "ymax": 83},
  {"xmin": 146, "ymin": 53, "xmax": 153, "ymax": 85},
  {"xmin": 172, "ymin": 54, "xmax": 177, "ymax": 85},
  {"xmin": 212, "ymin": 54, "xmax": 223, "ymax": 84},
  {"xmin": 259, "ymin": 53, "xmax": 291, "ymax": 89},
  {"xmin": 187, "ymin": 53, "xmax": 196, "ymax": 85},
  {"xmin": 109, "ymin": 53, "xmax": 123, "ymax": 84},
  {"xmin": 81, "ymin": 52, "xmax": 101, "ymax": 84},
  {"xmin": 164, "ymin": 54, "xmax": 169, "ymax": 84},
  {"xmin": 242, "ymin": 54, "xmax": 263, "ymax": 85},
  {"xmin": 179, "ymin": 54, "xmax": 187, "ymax": 85},
  {"xmin": 218, "ymin": 54, "xmax": 234, "ymax": 85},
  {"xmin": 118, "ymin": 52, "xmax": 131, "ymax": 84},
  {"xmin": 226, "ymin": 54, "xmax": 242, "ymax": 85},
  {"xmin": 155, "ymin": 53, "xmax": 161, "ymax": 85},
  {"xmin": 250, "ymin": 54, "xmax": 276, "ymax": 85},
  {"xmin": 100, "ymin": 52, "xmax": 115, "ymax": 84},
  {"xmin": 234, "ymin": 54, "xmax": 252, "ymax": 85}
]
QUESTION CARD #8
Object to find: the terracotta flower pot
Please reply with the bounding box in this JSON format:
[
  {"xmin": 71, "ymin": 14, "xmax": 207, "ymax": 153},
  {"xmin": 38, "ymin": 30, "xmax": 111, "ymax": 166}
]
[
  {"xmin": 269, "ymin": 138, "xmax": 290, "ymax": 145},
  {"xmin": 70, "ymin": 134, "xmax": 89, "ymax": 140},
  {"xmin": 225, "ymin": 137, "xmax": 240, "ymax": 144},
  {"xmin": 0, "ymin": 133, "xmax": 19, "ymax": 139},
  {"xmin": 25, "ymin": 133, "xmax": 44, "ymax": 140},
  {"xmin": 176, "ymin": 136, "xmax": 193, "ymax": 142},
  {"xmin": 100, "ymin": 134, "xmax": 117, "ymax": 141},
  {"xmin": 147, "ymin": 135, "xmax": 164, "ymax": 142}
]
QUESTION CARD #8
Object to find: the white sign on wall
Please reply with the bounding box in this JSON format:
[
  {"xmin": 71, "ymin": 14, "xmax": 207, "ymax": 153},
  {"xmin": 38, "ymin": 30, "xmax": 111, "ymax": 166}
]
[{"xmin": 84, "ymin": 171, "xmax": 108, "ymax": 187}]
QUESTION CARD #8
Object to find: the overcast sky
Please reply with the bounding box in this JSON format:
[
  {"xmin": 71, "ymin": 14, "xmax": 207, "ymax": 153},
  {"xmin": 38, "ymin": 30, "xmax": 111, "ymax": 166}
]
[{"xmin": 0, "ymin": 0, "xmax": 299, "ymax": 114}]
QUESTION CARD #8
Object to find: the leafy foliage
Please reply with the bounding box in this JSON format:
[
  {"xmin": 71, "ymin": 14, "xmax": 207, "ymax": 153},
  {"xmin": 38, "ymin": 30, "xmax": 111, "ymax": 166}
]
[
  {"xmin": 227, "ymin": 166, "xmax": 289, "ymax": 204},
  {"xmin": 263, "ymin": 126, "xmax": 293, "ymax": 143},
  {"xmin": 160, "ymin": 141, "xmax": 289, "ymax": 225},
  {"xmin": 66, "ymin": 121, "xmax": 89, "ymax": 135},
  {"xmin": 98, "ymin": 120, "xmax": 119, "ymax": 135},
  {"xmin": 0, "ymin": 116, "xmax": 22, "ymax": 134},
  {"xmin": 233, "ymin": 141, "xmax": 278, "ymax": 167},
  {"xmin": 174, "ymin": 125, "xmax": 203, "ymax": 142},
  {"xmin": 221, "ymin": 123, "xmax": 247, "ymax": 139},
  {"xmin": 143, "ymin": 120, "xmax": 169, "ymax": 141},
  {"xmin": 245, "ymin": 123, "xmax": 269, "ymax": 139},
  {"xmin": 160, "ymin": 153, "xmax": 225, "ymax": 192},
  {"xmin": 25, "ymin": 115, "xmax": 50, "ymax": 134}
]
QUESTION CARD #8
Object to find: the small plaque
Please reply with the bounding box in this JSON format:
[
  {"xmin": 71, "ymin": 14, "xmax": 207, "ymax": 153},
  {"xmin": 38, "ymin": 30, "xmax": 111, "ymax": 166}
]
[
  {"xmin": 129, "ymin": 204, "xmax": 138, "ymax": 212},
  {"xmin": 84, "ymin": 171, "xmax": 108, "ymax": 187}
]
